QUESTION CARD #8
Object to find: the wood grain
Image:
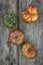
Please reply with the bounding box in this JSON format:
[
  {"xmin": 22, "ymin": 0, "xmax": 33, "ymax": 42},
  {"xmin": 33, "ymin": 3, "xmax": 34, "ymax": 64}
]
[
  {"xmin": 19, "ymin": 0, "xmax": 43, "ymax": 65},
  {"xmin": 0, "ymin": 0, "xmax": 18, "ymax": 65},
  {"xmin": 0, "ymin": 0, "xmax": 43, "ymax": 65}
]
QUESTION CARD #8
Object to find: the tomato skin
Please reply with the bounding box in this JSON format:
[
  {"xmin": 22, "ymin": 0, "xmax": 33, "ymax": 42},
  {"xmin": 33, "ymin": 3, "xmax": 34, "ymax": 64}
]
[{"xmin": 3, "ymin": 13, "xmax": 18, "ymax": 29}]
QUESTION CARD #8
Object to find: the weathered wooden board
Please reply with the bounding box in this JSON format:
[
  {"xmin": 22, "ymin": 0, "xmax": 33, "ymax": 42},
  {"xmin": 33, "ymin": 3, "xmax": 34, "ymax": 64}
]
[
  {"xmin": 0, "ymin": 0, "xmax": 43, "ymax": 65},
  {"xmin": 19, "ymin": 0, "xmax": 43, "ymax": 65},
  {"xmin": 0, "ymin": 0, "xmax": 18, "ymax": 65}
]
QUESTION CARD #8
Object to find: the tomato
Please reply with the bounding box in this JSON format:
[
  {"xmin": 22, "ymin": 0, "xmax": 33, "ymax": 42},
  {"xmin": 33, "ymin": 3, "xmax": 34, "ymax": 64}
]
[
  {"xmin": 22, "ymin": 42, "xmax": 37, "ymax": 59},
  {"xmin": 9, "ymin": 30, "xmax": 25, "ymax": 45},
  {"xmin": 21, "ymin": 5, "xmax": 38, "ymax": 23},
  {"xmin": 3, "ymin": 13, "xmax": 18, "ymax": 29}
]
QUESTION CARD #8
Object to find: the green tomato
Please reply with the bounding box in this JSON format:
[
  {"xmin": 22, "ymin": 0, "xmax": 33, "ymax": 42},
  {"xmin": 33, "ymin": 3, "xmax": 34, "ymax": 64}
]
[{"xmin": 3, "ymin": 13, "xmax": 18, "ymax": 29}]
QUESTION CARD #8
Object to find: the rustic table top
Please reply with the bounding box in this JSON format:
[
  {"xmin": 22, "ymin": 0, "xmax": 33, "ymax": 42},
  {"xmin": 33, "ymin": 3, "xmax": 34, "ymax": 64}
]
[{"xmin": 0, "ymin": 0, "xmax": 43, "ymax": 65}]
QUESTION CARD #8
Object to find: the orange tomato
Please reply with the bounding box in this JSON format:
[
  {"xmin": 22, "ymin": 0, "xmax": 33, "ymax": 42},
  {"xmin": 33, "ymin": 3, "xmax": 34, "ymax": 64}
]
[
  {"xmin": 9, "ymin": 30, "xmax": 25, "ymax": 45},
  {"xmin": 21, "ymin": 5, "xmax": 38, "ymax": 23},
  {"xmin": 22, "ymin": 42, "xmax": 37, "ymax": 59}
]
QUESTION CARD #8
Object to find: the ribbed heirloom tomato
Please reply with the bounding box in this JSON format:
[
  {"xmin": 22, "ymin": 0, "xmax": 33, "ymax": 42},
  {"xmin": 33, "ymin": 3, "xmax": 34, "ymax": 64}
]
[
  {"xmin": 3, "ymin": 13, "xmax": 18, "ymax": 29},
  {"xmin": 22, "ymin": 42, "xmax": 37, "ymax": 59},
  {"xmin": 9, "ymin": 30, "xmax": 25, "ymax": 45},
  {"xmin": 21, "ymin": 5, "xmax": 38, "ymax": 23}
]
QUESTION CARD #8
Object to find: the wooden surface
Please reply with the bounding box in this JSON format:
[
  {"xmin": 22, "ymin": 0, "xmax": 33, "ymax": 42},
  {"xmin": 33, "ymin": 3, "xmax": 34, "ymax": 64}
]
[
  {"xmin": 19, "ymin": 0, "xmax": 43, "ymax": 65},
  {"xmin": 0, "ymin": 0, "xmax": 43, "ymax": 65},
  {"xmin": 0, "ymin": 0, "xmax": 18, "ymax": 65}
]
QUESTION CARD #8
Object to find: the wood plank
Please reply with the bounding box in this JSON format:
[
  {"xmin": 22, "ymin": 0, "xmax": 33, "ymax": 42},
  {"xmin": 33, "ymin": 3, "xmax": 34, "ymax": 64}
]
[
  {"xmin": 0, "ymin": 0, "xmax": 18, "ymax": 65},
  {"xmin": 19, "ymin": 0, "xmax": 43, "ymax": 65},
  {"xmin": 0, "ymin": 1, "xmax": 10, "ymax": 65}
]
